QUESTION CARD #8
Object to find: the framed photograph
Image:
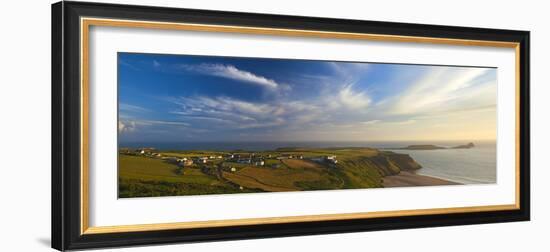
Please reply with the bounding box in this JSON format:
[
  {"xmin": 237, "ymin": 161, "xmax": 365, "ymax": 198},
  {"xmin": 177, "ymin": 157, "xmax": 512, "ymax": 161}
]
[{"xmin": 52, "ymin": 1, "xmax": 530, "ymax": 250}]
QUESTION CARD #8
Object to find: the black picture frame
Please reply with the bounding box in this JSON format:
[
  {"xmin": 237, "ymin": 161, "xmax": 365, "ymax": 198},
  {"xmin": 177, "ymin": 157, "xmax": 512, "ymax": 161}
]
[{"xmin": 52, "ymin": 1, "xmax": 530, "ymax": 251}]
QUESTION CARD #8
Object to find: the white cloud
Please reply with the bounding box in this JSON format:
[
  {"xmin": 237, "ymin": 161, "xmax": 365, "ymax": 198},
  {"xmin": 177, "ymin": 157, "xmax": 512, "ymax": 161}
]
[
  {"xmin": 118, "ymin": 119, "xmax": 190, "ymax": 133},
  {"xmin": 172, "ymin": 96, "xmax": 285, "ymax": 130},
  {"xmin": 391, "ymin": 119, "xmax": 416, "ymax": 125},
  {"xmin": 362, "ymin": 119, "xmax": 381, "ymax": 125},
  {"xmin": 118, "ymin": 121, "xmax": 136, "ymax": 133},
  {"xmin": 338, "ymin": 85, "xmax": 371, "ymax": 109},
  {"xmin": 119, "ymin": 103, "xmax": 150, "ymax": 113},
  {"xmin": 182, "ymin": 63, "xmax": 280, "ymax": 89},
  {"xmin": 387, "ymin": 68, "xmax": 494, "ymax": 116}
]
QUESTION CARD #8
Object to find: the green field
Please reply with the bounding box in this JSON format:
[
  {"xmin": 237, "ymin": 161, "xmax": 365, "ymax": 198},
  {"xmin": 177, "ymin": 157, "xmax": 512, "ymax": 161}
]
[{"xmin": 118, "ymin": 147, "xmax": 422, "ymax": 198}]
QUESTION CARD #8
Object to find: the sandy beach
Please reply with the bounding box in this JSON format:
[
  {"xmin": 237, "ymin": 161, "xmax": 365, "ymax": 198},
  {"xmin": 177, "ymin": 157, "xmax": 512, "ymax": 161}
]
[{"xmin": 383, "ymin": 171, "xmax": 460, "ymax": 187}]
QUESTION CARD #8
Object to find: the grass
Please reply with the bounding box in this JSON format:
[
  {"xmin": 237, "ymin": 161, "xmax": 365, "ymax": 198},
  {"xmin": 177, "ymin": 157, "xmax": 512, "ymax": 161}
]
[
  {"xmin": 222, "ymin": 172, "xmax": 294, "ymax": 192},
  {"xmin": 118, "ymin": 155, "xmax": 243, "ymax": 197}
]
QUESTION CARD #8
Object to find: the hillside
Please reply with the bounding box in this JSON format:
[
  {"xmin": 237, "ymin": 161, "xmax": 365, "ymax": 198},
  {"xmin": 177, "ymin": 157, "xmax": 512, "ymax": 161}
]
[{"xmin": 118, "ymin": 147, "xmax": 425, "ymax": 198}]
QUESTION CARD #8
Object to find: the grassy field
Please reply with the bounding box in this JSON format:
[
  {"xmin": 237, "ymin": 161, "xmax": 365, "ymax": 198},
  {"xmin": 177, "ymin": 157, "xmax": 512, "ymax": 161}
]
[
  {"xmin": 118, "ymin": 147, "xmax": 422, "ymax": 198},
  {"xmin": 118, "ymin": 155, "xmax": 251, "ymax": 197}
]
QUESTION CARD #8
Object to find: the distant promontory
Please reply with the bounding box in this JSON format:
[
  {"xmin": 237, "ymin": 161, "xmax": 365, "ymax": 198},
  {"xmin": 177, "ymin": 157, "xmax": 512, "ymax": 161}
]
[{"xmin": 392, "ymin": 142, "xmax": 475, "ymax": 150}]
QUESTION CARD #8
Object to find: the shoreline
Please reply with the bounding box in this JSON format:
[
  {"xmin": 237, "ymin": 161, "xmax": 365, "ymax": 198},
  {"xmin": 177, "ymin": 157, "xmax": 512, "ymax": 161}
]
[{"xmin": 383, "ymin": 171, "xmax": 461, "ymax": 187}]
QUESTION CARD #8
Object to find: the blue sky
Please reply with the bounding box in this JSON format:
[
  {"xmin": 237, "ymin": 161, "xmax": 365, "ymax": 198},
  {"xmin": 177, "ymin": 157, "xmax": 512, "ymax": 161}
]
[{"xmin": 118, "ymin": 52, "xmax": 497, "ymax": 142}]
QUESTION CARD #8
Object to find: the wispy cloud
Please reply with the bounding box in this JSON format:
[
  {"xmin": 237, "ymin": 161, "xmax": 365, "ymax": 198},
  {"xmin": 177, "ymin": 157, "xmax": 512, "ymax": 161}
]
[
  {"xmin": 169, "ymin": 83, "xmax": 373, "ymax": 133},
  {"xmin": 171, "ymin": 96, "xmax": 285, "ymax": 130},
  {"xmin": 181, "ymin": 63, "xmax": 281, "ymax": 89},
  {"xmin": 119, "ymin": 103, "xmax": 151, "ymax": 113},
  {"xmin": 118, "ymin": 119, "xmax": 190, "ymax": 133},
  {"xmin": 118, "ymin": 59, "xmax": 140, "ymax": 71},
  {"xmin": 153, "ymin": 60, "xmax": 161, "ymax": 67},
  {"xmin": 336, "ymin": 84, "xmax": 371, "ymax": 109},
  {"xmin": 362, "ymin": 119, "xmax": 381, "ymax": 125},
  {"xmin": 385, "ymin": 68, "xmax": 495, "ymax": 116}
]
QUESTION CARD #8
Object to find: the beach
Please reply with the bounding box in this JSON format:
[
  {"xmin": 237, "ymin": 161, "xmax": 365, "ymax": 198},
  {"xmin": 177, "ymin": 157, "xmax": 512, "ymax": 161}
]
[{"xmin": 383, "ymin": 171, "xmax": 460, "ymax": 187}]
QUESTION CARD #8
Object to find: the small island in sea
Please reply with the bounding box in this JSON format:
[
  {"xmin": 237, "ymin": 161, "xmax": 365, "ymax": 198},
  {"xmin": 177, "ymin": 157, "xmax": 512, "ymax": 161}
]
[
  {"xmin": 118, "ymin": 146, "xmax": 459, "ymax": 198},
  {"xmin": 391, "ymin": 142, "xmax": 475, "ymax": 150}
]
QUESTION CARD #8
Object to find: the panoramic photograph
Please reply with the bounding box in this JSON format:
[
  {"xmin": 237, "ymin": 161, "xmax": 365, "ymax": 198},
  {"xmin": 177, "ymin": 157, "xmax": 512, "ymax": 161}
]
[{"xmin": 117, "ymin": 52, "xmax": 497, "ymax": 198}]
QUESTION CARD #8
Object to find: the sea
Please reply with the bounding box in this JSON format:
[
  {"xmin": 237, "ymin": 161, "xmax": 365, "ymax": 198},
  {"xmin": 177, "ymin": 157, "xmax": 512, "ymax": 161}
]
[{"xmin": 120, "ymin": 140, "xmax": 497, "ymax": 185}]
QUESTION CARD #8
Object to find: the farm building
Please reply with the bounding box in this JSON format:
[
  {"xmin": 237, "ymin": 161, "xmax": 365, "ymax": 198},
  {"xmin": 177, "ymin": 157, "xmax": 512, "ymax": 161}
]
[
  {"xmin": 136, "ymin": 148, "xmax": 155, "ymax": 154},
  {"xmin": 325, "ymin": 155, "xmax": 338, "ymax": 164},
  {"xmin": 254, "ymin": 160, "xmax": 265, "ymax": 166}
]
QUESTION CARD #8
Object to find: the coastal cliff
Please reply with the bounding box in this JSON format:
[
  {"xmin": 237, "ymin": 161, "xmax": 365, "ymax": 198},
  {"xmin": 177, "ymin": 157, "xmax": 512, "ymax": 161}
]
[{"xmin": 334, "ymin": 150, "xmax": 424, "ymax": 189}]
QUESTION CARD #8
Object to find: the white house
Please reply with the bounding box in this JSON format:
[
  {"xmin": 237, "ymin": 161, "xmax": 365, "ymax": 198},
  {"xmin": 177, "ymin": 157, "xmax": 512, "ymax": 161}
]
[
  {"xmin": 254, "ymin": 160, "xmax": 265, "ymax": 166},
  {"xmin": 325, "ymin": 155, "xmax": 338, "ymax": 164},
  {"xmin": 198, "ymin": 157, "xmax": 208, "ymax": 163}
]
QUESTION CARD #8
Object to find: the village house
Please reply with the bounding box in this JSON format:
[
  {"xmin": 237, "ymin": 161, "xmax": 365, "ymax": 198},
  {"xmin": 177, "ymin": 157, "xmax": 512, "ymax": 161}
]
[
  {"xmin": 136, "ymin": 147, "xmax": 156, "ymax": 155},
  {"xmin": 179, "ymin": 159, "xmax": 193, "ymax": 167},
  {"xmin": 254, "ymin": 160, "xmax": 265, "ymax": 166},
  {"xmin": 325, "ymin": 155, "xmax": 338, "ymax": 164}
]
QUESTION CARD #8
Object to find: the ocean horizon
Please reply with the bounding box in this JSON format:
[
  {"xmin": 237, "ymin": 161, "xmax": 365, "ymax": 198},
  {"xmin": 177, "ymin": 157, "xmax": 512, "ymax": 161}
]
[{"xmin": 119, "ymin": 140, "xmax": 496, "ymax": 151}]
